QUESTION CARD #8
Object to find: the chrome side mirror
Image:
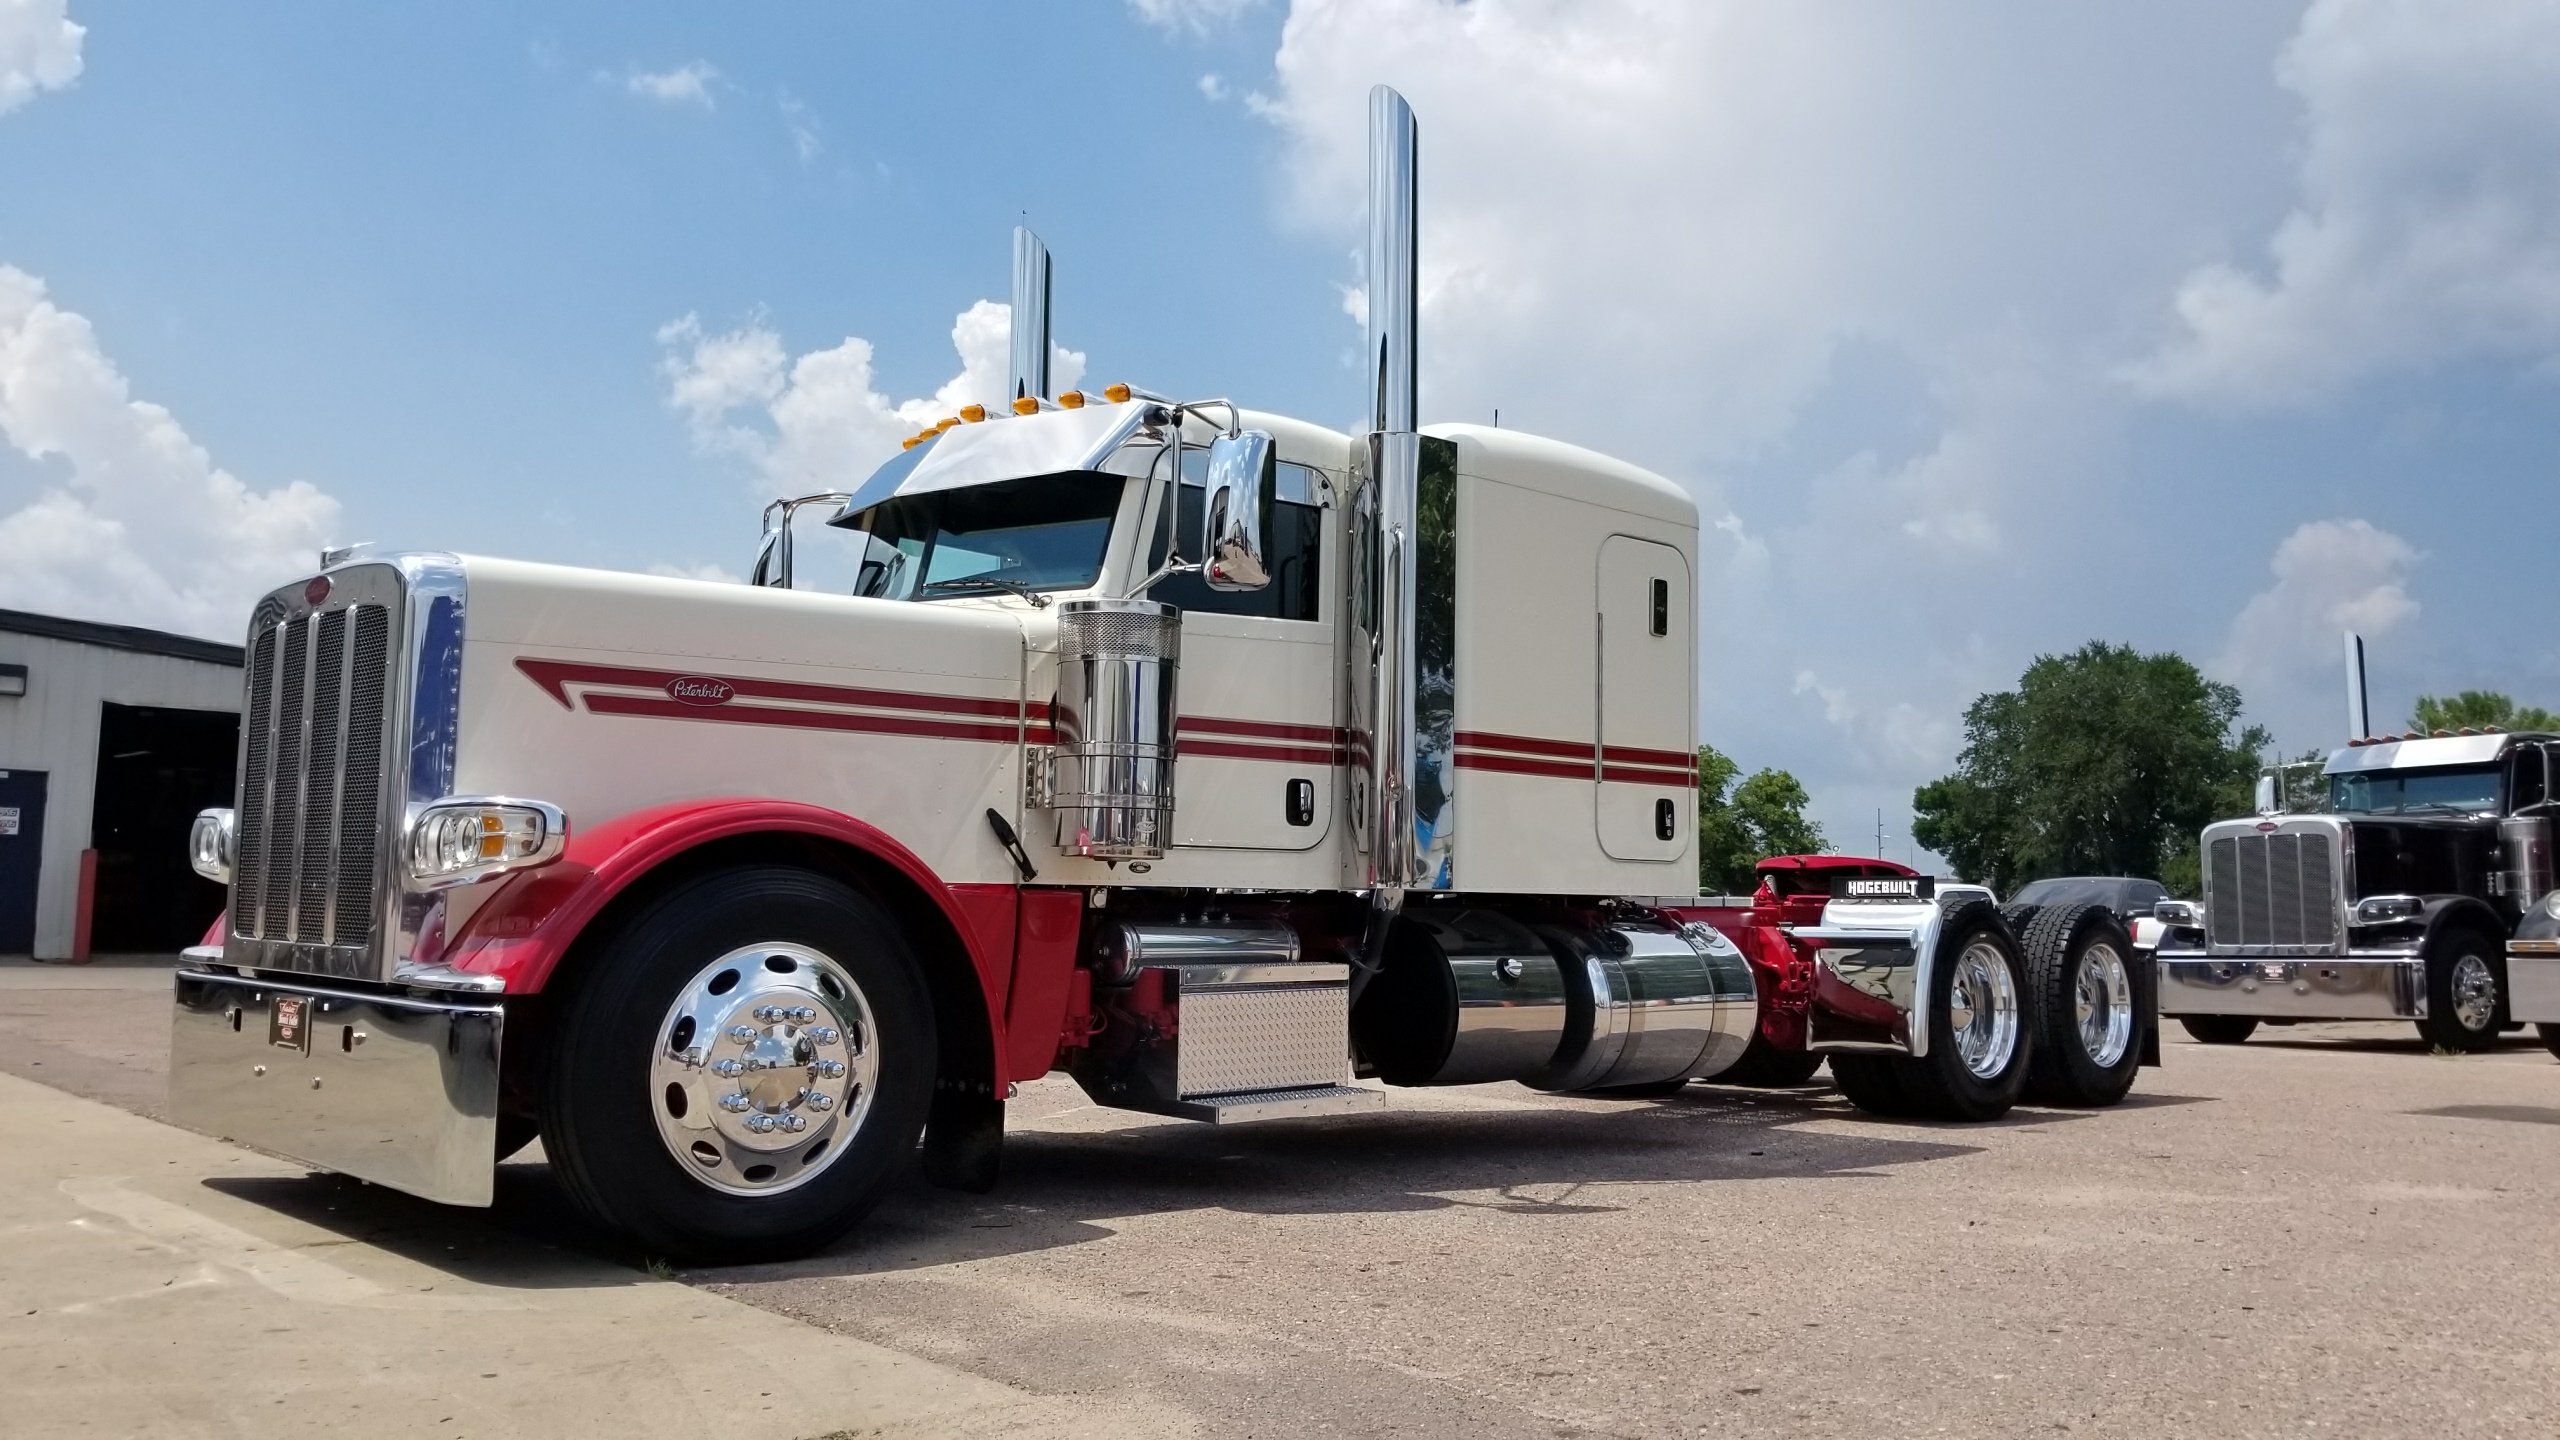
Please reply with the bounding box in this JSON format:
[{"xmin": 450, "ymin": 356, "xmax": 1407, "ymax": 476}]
[
  {"xmin": 751, "ymin": 520, "xmax": 792, "ymax": 588},
  {"xmin": 2253, "ymin": 773, "xmax": 2280, "ymax": 815},
  {"xmin": 1199, "ymin": 429, "xmax": 1276, "ymax": 593}
]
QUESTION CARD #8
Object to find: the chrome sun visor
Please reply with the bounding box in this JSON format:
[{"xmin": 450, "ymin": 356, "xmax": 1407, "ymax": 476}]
[{"xmin": 830, "ymin": 400, "xmax": 1163, "ymax": 523}]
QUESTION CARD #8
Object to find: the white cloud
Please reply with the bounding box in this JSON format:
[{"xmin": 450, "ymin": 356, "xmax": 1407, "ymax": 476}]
[
  {"xmin": 1241, "ymin": 1, "xmax": 2320, "ymax": 852},
  {"xmin": 1128, "ymin": 0, "xmax": 1261, "ymax": 34},
  {"xmin": 0, "ymin": 266, "xmax": 340, "ymax": 637},
  {"xmin": 647, "ymin": 560, "xmax": 741, "ymax": 585},
  {"xmin": 2216, "ymin": 519, "xmax": 2420, "ymax": 740},
  {"xmin": 779, "ymin": 92, "xmax": 822, "ymax": 162},
  {"xmin": 2132, "ymin": 0, "xmax": 2560, "ymax": 403},
  {"xmin": 657, "ymin": 302, "xmax": 1086, "ymax": 496},
  {"xmin": 1197, "ymin": 73, "xmax": 1228, "ymax": 102},
  {"xmin": 623, "ymin": 61, "xmax": 719, "ymax": 110},
  {"xmin": 0, "ymin": 0, "xmax": 81, "ymax": 116}
]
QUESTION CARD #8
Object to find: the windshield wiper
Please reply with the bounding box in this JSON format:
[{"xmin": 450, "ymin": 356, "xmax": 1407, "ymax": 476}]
[
  {"xmin": 917, "ymin": 576, "xmax": 1051, "ymax": 608},
  {"xmin": 2398, "ymin": 802, "xmax": 2486, "ymax": 817}
]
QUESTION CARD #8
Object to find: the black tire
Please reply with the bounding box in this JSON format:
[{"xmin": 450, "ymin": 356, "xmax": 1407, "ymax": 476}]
[
  {"xmin": 539, "ymin": 865, "xmax": 935, "ymax": 1264},
  {"xmin": 2416, "ymin": 925, "xmax": 2505, "ymax": 1053},
  {"xmin": 2538, "ymin": 1023, "xmax": 2560, "ymax": 1061},
  {"xmin": 2178, "ymin": 1015, "xmax": 2258, "ymax": 1045},
  {"xmin": 1833, "ymin": 901, "xmax": 2031, "ymax": 1122},
  {"xmin": 1999, "ymin": 902, "xmax": 2044, "ymax": 939},
  {"xmin": 1828, "ymin": 1053, "xmax": 1913, "ymax": 1116},
  {"xmin": 2019, "ymin": 903, "xmax": 2144, "ymax": 1107},
  {"xmin": 1710, "ymin": 1031, "xmax": 1827, "ymax": 1088}
]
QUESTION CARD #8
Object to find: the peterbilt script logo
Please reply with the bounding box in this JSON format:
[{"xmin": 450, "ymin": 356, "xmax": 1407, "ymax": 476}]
[{"xmin": 666, "ymin": 676, "xmax": 737, "ymax": 707}]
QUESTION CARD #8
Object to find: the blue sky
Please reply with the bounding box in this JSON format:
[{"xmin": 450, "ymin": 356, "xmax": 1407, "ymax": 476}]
[{"xmin": 5, "ymin": 1, "xmax": 2559, "ymax": 863}]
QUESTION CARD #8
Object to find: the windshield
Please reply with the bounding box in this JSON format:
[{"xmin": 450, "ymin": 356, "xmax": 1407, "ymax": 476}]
[
  {"xmin": 2010, "ymin": 877, "xmax": 2160, "ymax": 911},
  {"xmin": 2329, "ymin": 763, "xmax": 2501, "ymax": 816},
  {"xmin": 840, "ymin": 474, "xmax": 1120, "ymax": 600}
]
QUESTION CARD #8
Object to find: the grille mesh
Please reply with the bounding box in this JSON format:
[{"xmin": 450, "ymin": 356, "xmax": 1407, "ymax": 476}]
[
  {"xmin": 2207, "ymin": 829, "xmax": 2342, "ymax": 951},
  {"xmin": 232, "ymin": 598, "xmax": 395, "ymax": 959}
]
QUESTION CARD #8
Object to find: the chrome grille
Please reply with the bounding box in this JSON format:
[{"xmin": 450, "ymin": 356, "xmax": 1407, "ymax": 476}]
[
  {"xmin": 232, "ymin": 598, "xmax": 397, "ymax": 965},
  {"xmin": 2206, "ymin": 827, "xmax": 2342, "ymax": 953}
]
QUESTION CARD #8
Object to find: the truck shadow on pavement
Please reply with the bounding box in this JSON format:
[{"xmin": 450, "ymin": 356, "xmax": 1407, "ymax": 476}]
[{"xmin": 199, "ymin": 1081, "xmax": 2207, "ymax": 1286}]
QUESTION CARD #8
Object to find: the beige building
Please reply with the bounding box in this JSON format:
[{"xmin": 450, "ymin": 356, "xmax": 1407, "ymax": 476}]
[{"xmin": 0, "ymin": 609, "xmax": 242, "ymax": 958}]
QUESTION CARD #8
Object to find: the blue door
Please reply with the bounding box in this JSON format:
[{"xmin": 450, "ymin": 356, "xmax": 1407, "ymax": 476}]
[{"xmin": 0, "ymin": 769, "xmax": 46, "ymax": 954}]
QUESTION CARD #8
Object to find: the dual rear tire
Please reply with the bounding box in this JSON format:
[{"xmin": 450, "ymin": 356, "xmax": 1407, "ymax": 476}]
[
  {"xmin": 1832, "ymin": 901, "xmax": 2032, "ymax": 1122},
  {"xmin": 2016, "ymin": 903, "xmax": 2144, "ymax": 1107}
]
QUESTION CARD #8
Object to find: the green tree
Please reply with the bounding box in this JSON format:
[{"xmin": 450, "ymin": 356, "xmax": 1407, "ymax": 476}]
[
  {"xmin": 2410, "ymin": 691, "xmax": 2560, "ymax": 733},
  {"xmin": 1697, "ymin": 743, "xmax": 1826, "ymax": 892},
  {"xmin": 1911, "ymin": 642, "xmax": 2265, "ymax": 893}
]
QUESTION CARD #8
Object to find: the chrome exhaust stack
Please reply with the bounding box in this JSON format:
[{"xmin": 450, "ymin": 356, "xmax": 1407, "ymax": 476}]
[
  {"xmin": 1009, "ymin": 225, "xmax": 1053, "ymax": 406},
  {"xmin": 1354, "ymin": 85, "xmax": 1424, "ymax": 950}
]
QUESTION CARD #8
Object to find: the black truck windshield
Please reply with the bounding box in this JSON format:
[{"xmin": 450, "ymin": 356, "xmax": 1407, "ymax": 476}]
[
  {"xmin": 2329, "ymin": 763, "xmax": 2501, "ymax": 816},
  {"xmin": 842, "ymin": 474, "xmax": 1119, "ymax": 600}
]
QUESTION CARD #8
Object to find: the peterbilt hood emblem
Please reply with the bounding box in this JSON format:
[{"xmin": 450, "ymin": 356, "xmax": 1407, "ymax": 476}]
[
  {"xmin": 667, "ymin": 676, "xmax": 736, "ymax": 706},
  {"xmin": 2255, "ymin": 821, "xmax": 2280, "ymax": 832}
]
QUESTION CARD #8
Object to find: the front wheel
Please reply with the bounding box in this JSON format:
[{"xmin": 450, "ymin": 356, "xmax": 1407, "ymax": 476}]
[
  {"xmin": 1833, "ymin": 902, "xmax": 2031, "ymax": 1122},
  {"xmin": 2178, "ymin": 1015, "xmax": 2258, "ymax": 1045},
  {"xmin": 539, "ymin": 865, "xmax": 936, "ymax": 1264},
  {"xmin": 2416, "ymin": 926, "xmax": 2504, "ymax": 1054}
]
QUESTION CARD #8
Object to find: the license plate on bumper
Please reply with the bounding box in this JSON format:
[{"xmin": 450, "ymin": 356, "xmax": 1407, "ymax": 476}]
[{"xmin": 169, "ymin": 969, "xmax": 504, "ymax": 1207}]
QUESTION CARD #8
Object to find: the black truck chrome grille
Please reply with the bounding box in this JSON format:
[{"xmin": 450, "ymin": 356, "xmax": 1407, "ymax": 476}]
[
  {"xmin": 2206, "ymin": 828, "xmax": 2341, "ymax": 952},
  {"xmin": 231, "ymin": 598, "xmax": 397, "ymax": 964}
]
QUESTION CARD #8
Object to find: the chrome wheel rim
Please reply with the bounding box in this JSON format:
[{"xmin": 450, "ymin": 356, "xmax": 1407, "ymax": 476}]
[
  {"xmin": 1944, "ymin": 939, "xmax": 2020, "ymax": 1080},
  {"xmin": 2450, "ymin": 952, "xmax": 2497, "ymax": 1032},
  {"xmin": 2074, "ymin": 941, "xmax": 2135, "ymax": 1068},
  {"xmin": 650, "ymin": 943, "xmax": 878, "ymax": 1196}
]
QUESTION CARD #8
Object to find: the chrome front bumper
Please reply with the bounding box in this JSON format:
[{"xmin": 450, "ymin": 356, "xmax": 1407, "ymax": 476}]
[
  {"xmin": 2155, "ymin": 949, "xmax": 2424, "ymax": 1022},
  {"xmin": 169, "ymin": 963, "xmax": 504, "ymax": 1206}
]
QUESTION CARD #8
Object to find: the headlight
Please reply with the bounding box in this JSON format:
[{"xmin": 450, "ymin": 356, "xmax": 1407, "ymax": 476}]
[
  {"xmin": 2154, "ymin": 899, "xmax": 2203, "ymax": 929},
  {"xmin": 2352, "ymin": 894, "xmax": 2424, "ymax": 926},
  {"xmin": 404, "ymin": 798, "xmax": 567, "ymax": 890},
  {"xmin": 188, "ymin": 808, "xmax": 236, "ymax": 884},
  {"xmin": 2544, "ymin": 891, "xmax": 2560, "ymax": 920}
]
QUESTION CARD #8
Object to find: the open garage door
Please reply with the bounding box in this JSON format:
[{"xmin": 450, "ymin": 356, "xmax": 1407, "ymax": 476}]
[{"xmin": 90, "ymin": 703, "xmax": 236, "ymax": 953}]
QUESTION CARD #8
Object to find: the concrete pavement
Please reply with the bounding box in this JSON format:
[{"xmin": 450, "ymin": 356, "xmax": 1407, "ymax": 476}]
[
  {"xmin": 0, "ymin": 964, "xmax": 1183, "ymax": 1440},
  {"xmin": 4, "ymin": 958, "xmax": 2559, "ymax": 1438}
]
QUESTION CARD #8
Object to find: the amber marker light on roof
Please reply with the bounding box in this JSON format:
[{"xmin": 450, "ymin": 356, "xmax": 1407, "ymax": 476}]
[
  {"xmin": 1013, "ymin": 396, "xmax": 1040, "ymax": 415},
  {"xmin": 1103, "ymin": 383, "xmax": 1131, "ymax": 403},
  {"xmin": 1058, "ymin": 390, "xmax": 1086, "ymax": 409},
  {"xmin": 960, "ymin": 404, "xmax": 987, "ymax": 423}
]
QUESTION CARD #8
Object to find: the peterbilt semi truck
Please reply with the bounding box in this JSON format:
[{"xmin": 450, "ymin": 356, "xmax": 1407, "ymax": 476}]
[
  {"xmin": 2155, "ymin": 728, "xmax": 2560, "ymax": 1052},
  {"xmin": 169, "ymin": 90, "xmax": 2132, "ymax": 1263}
]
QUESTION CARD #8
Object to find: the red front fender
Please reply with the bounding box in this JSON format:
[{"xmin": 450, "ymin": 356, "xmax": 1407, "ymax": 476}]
[{"xmin": 418, "ymin": 800, "xmax": 1017, "ymax": 1057}]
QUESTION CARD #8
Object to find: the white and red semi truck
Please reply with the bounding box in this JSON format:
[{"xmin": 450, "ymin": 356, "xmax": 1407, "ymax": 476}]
[{"xmin": 171, "ymin": 89, "xmax": 2145, "ymax": 1262}]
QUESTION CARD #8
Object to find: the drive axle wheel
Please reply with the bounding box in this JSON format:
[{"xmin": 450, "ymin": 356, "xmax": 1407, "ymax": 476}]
[
  {"xmin": 540, "ymin": 866, "xmax": 933, "ymax": 1264},
  {"xmin": 1833, "ymin": 901, "xmax": 2030, "ymax": 1123},
  {"xmin": 2416, "ymin": 926, "xmax": 2504, "ymax": 1053},
  {"xmin": 2020, "ymin": 903, "xmax": 2143, "ymax": 1107}
]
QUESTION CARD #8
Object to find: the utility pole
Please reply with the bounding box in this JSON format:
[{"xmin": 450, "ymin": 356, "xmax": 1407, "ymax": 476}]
[{"xmin": 1875, "ymin": 808, "xmax": 1885, "ymax": 857}]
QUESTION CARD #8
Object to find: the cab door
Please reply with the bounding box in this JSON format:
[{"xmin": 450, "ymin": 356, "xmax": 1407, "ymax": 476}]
[
  {"xmin": 1596, "ymin": 536, "xmax": 1692, "ymax": 862},
  {"xmin": 1148, "ymin": 458, "xmax": 1338, "ymax": 852}
]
